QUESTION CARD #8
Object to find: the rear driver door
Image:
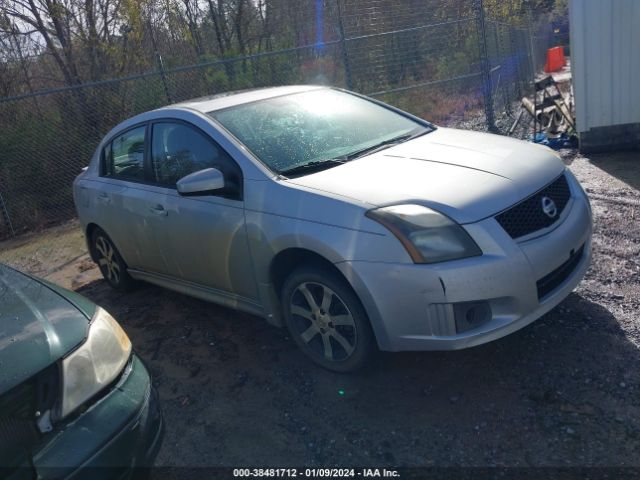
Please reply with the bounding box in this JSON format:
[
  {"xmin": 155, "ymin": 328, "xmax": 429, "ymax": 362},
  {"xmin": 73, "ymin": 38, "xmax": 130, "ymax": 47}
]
[{"xmin": 95, "ymin": 124, "xmax": 164, "ymax": 271}]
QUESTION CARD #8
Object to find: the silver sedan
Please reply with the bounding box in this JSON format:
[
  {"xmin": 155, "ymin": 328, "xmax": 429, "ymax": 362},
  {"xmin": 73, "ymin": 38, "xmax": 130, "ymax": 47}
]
[{"xmin": 73, "ymin": 86, "xmax": 592, "ymax": 371}]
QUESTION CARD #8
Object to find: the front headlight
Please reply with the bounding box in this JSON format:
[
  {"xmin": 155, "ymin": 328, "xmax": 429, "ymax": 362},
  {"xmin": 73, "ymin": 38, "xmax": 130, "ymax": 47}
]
[
  {"xmin": 366, "ymin": 204, "xmax": 482, "ymax": 264},
  {"xmin": 59, "ymin": 307, "xmax": 132, "ymax": 418}
]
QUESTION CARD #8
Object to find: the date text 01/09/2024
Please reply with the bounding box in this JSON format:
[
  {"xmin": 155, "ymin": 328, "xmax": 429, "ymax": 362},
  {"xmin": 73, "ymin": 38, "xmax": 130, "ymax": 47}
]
[{"xmin": 232, "ymin": 468, "xmax": 401, "ymax": 478}]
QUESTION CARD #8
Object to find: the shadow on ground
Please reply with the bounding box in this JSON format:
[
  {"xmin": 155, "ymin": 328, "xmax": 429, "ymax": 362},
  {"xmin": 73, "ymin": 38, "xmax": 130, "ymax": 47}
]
[
  {"xmin": 587, "ymin": 151, "xmax": 640, "ymax": 191},
  {"xmin": 77, "ymin": 278, "xmax": 640, "ymax": 468}
]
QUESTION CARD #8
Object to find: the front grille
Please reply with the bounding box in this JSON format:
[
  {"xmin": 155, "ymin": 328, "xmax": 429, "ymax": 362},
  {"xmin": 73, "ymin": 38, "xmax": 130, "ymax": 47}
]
[
  {"xmin": 496, "ymin": 174, "xmax": 571, "ymax": 239},
  {"xmin": 0, "ymin": 380, "xmax": 39, "ymax": 470},
  {"xmin": 536, "ymin": 244, "xmax": 585, "ymax": 300}
]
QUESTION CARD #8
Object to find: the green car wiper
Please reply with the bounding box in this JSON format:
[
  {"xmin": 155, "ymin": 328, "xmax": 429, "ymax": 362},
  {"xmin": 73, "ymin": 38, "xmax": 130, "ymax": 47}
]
[{"xmin": 279, "ymin": 159, "xmax": 346, "ymax": 178}]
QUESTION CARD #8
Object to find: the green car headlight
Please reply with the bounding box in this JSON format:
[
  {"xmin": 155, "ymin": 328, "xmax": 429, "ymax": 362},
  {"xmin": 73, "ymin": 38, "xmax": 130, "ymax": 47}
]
[
  {"xmin": 59, "ymin": 307, "xmax": 132, "ymax": 418},
  {"xmin": 366, "ymin": 204, "xmax": 482, "ymax": 264}
]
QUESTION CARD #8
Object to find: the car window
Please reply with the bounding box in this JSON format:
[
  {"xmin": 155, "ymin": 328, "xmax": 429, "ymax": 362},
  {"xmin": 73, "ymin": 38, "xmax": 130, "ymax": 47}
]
[
  {"xmin": 151, "ymin": 122, "xmax": 234, "ymax": 188},
  {"xmin": 106, "ymin": 126, "xmax": 146, "ymax": 180}
]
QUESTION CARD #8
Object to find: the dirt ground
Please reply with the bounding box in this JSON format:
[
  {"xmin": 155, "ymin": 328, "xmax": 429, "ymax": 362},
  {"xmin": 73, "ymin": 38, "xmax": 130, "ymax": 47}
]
[{"xmin": 6, "ymin": 149, "xmax": 640, "ymax": 469}]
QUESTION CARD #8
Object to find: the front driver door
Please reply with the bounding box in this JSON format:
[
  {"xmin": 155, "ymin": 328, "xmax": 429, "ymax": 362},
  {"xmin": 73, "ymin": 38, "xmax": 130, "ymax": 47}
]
[{"xmin": 143, "ymin": 120, "xmax": 258, "ymax": 302}]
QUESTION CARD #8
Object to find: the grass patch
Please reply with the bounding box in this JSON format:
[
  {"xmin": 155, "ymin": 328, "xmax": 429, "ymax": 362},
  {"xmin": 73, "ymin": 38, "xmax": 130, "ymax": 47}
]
[{"xmin": 0, "ymin": 220, "xmax": 87, "ymax": 276}]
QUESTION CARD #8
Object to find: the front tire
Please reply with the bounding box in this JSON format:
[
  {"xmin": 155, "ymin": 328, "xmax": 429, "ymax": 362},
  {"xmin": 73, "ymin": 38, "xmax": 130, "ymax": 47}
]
[
  {"xmin": 281, "ymin": 266, "xmax": 376, "ymax": 372},
  {"xmin": 91, "ymin": 227, "xmax": 135, "ymax": 291}
]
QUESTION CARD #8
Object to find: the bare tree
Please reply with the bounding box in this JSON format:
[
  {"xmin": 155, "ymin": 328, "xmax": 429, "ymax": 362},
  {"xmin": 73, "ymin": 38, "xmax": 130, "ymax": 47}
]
[{"xmin": 0, "ymin": 0, "xmax": 145, "ymax": 86}]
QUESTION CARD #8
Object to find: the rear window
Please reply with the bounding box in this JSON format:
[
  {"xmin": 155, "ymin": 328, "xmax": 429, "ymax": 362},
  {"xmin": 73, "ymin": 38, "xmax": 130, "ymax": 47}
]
[{"xmin": 103, "ymin": 126, "xmax": 146, "ymax": 181}]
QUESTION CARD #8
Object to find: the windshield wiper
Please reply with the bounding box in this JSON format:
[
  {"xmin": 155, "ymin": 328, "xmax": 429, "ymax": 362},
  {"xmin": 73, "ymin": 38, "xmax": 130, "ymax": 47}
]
[
  {"xmin": 279, "ymin": 128, "xmax": 430, "ymax": 177},
  {"xmin": 339, "ymin": 129, "xmax": 430, "ymax": 161},
  {"xmin": 279, "ymin": 158, "xmax": 346, "ymax": 177}
]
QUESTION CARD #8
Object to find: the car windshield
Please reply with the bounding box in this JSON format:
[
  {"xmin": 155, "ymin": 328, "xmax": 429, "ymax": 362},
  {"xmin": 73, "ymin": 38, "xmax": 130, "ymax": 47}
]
[{"xmin": 209, "ymin": 89, "xmax": 432, "ymax": 174}]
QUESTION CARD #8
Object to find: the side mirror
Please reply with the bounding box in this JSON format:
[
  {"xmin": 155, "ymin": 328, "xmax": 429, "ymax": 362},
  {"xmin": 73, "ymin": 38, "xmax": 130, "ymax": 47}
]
[{"xmin": 177, "ymin": 168, "xmax": 225, "ymax": 196}]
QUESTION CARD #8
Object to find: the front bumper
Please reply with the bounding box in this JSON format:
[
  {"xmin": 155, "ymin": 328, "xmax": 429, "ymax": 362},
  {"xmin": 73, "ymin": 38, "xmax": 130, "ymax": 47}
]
[
  {"xmin": 338, "ymin": 186, "xmax": 593, "ymax": 352},
  {"xmin": 32, "ymin": 355, "xmax": 163, "ymax": 480}
]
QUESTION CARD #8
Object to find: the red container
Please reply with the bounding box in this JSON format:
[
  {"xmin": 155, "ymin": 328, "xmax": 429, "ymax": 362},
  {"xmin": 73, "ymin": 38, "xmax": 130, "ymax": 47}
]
[{"xmin": 544, "ymin": 46, "xmax": 566, "ymax": 73}]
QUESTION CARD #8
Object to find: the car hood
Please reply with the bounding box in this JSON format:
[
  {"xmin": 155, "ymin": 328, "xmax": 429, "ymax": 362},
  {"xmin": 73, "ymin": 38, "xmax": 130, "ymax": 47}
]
[
  {"xmin": 0, "ymin": 265, "xmax": 90, "ymax": 394},
  {"xmin": 286, "ymin": 127, "xmax": 565, "ymax": 224}
]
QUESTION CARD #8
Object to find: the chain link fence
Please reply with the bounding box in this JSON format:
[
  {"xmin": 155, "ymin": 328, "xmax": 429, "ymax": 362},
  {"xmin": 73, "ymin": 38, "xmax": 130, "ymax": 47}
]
[{"xmin": 0, "ymin": 0, "xmax": 564, "ymax": 277}]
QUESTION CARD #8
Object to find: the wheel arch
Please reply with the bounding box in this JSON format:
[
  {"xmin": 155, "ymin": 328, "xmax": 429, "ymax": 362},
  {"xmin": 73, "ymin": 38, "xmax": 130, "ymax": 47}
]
[
  {"xmin": 85, "ymin": 223, "xmax": 127, "ymax": 267},
  {"xmin": 267, "ymin": 248, "xmax": 376, "ymax": 334},
  {"xmin": 269, "ymin": 248, "xmax": 350, "ymax": 300},
  {"xmin": 271, "ymin": 247, "xmax": 380, "ymax": 370}
]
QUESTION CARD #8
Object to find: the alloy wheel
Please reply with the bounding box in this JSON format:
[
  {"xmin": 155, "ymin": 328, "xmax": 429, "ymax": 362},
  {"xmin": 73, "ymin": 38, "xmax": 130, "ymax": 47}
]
[
  {"xmin": 95, "ymin": 236, "xmax": 121, "ymax": 285},
  {"xmin": 289, "ymin": 282, "xmax": 357, "ymax": 361}
]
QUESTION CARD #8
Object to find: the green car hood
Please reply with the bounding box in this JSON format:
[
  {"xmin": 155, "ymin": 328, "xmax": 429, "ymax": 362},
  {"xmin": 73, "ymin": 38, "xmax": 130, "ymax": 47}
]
[{"xmin": 0, "ymin": 265, "xmax": 93, "ymax": 394}]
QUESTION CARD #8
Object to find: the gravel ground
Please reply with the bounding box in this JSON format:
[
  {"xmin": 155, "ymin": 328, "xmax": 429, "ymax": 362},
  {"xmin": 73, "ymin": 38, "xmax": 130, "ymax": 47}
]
[{"xmin": 61, "ymin": 148, "xmax": 640, "ymax": 469}]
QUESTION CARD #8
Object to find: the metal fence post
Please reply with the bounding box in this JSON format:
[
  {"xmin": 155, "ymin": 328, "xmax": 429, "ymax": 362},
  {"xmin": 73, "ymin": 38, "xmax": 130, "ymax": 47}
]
[
  {"xmin": 336, "ymin": 0, "xmax": 354, "ymax": 91},
  {"xmin": 475, "ymin": 0, "xmax": 498, "ymax": 132},
  {"xmin": 0, "ymin": 187, "xmax": 15, "ymax": 237},
  {"xmin": 148, "ymin": 19, "xmax": 173, "ymax": 103},
  {"xmin": 526, "ymin": 1, "xmax": 537, "ymax": 81}
]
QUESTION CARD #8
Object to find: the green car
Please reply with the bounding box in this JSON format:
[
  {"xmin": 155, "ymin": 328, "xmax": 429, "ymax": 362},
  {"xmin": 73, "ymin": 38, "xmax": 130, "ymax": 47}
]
[{"xmin": 0, "ymin": 264, "xmax": 163, "ymax": 479}]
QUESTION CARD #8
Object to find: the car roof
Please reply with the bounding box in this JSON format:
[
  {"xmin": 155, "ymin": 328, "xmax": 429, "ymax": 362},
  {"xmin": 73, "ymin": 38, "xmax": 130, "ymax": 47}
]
[{"xmin": 167, "ymin": 85, "xmax": 327, "ymax": 113}]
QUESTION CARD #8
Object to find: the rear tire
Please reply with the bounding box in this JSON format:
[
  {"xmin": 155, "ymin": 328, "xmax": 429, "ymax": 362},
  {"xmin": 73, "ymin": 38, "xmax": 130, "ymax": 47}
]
[
  {"xmin": 281, "ymin": 266, "xmax": 376, "ymax": 372},
  {"xmin": 91, "ymin": 227, "xmax": 135, "ymax": 291}
]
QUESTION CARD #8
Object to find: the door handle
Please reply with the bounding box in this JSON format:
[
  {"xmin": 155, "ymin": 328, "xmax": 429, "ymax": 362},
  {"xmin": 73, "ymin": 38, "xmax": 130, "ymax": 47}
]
[
  {"xmin": 97, "ymin": 193, "xmax": 111, "ymax": 204},
  {"xmin": 149, "ymin": 205, "xmax": 168, "ymax": 216}
]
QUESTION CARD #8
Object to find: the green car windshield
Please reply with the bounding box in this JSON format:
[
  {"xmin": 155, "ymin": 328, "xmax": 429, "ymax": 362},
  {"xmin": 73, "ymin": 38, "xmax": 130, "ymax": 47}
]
[{"xmin": 210, "ymin": 89, "xmax": 431, "ymax": 174}]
